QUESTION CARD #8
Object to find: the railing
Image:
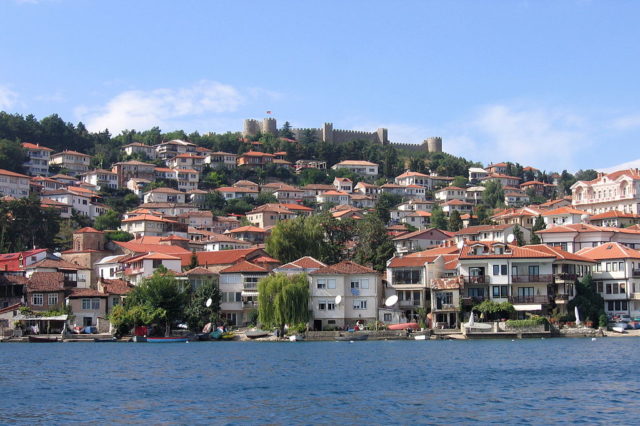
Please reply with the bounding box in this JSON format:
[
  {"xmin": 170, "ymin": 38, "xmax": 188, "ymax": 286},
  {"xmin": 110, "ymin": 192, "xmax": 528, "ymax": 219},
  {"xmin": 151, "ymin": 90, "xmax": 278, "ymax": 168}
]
[
  {"xmin": 243, "ymin": 283, "xmax": 258, "ymax": 290},
  {"xmin": 632, "ymin": 269, "xmax": 640, "ymax": 278},
  {"xmin": 462, "ymin": 296, "xmax": 486, "ymax": 306},
  {"xmin": 464, "ymin": 276, "xmax": 489, "ymax": 284},
  {"xmin": 243, "ymin": 301, "xmax": 258, "ymax": 308},
  {"xmin": 554, "ymin": 294, "xmax": 570, "ymax": 301},
  {"xmin": 555, "ymin": 273, "xmax": 577, "ymax": 281},
  {"xmin": 508, "ymin": 295, "xmax": 551, "ymax": 304},
  {"xmin": 511, "ymin": 274, "xmax": 553, "ymax": 283},
  {"xmin": 436, "ymin": 303, "xmax": 457, "ymax": 310},
  {"xmin": 399, "ymin": 300, "xmax": 421, "ymax": 307}
]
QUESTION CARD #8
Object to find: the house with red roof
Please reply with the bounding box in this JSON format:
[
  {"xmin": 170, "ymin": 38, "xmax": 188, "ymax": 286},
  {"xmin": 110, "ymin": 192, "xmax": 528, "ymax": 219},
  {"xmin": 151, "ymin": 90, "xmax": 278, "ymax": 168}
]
[
  {"xmin": 49, "ymin": 150, "xmax": 92, "ymax": 176},
  {"xmin": 536, "ymin": 223, "xmax": 640, "ymax": 253},
  {"xmin": 112, "ymin": 160, "xmax": 157, "ymax": 187},
  {"xmin": 273, "ymin": 256, "xmax": 327, "ymax": 275},
  {"xmin": 386, "ymin": 246, "xmax": 461, "ymax": 328},
  {"xmin": 331, "ymin": 160, "xmax": 379, "ymax": 176},
  {"xmin": 435, "ymin": 186, "xmax": 467, "ymax": 203},
  {"xmin": 143, "ymin": 187, "xmax": 187, "ymax": 204},
  {"xmin": 154, "ymin": 167, "xmax": 199, "ymax": 191},
  {"xmin": 400, "ymin": 210, "xmax": 432, "ymax": 229},
  {"xmin": 307, "ymin": 260, "xmax": 380, "ymax": 331},
  {"xmin": 204, "ymin": 151, "xmax": 237, "ymax": 169},
  {"xmin": 120, "ymin": 214, "xmax": 188, "ymax": 239},
  {"xmin": 121, "ymin": 142, "xmax": 157, "ymax": 160},
  {"xmin": 542, "ymin": 206, "xmax": 590, "ymax": 227},
  {"xmin": 0, "ymin": 169, "xmax": 30, "ymax": 198},
  {"xmin": 218, "ymin": 260, "xmax": 270, "ymax": 326},
  {"xmin": 166, "ymin": 153, "xmax": 205, "ymax": 173},
  {"xmin": 237, "ymin": 151, "xmax": 275, "ymax": 168},
  {"xmin": 316, "ymin": 190, "xmax": 351, "ymax": 206},
  {"xmin": 225, "ymin": 225, "xmax": 268, "ymax": 244},
  {"xmin": 333, "ymin": 177, "xmax": 353, "ymax": 193},
  {"xmin": 122, "ymin": 252, "xmax": 183, "ymax": 285},
  {"xmin": 22, "ymin": 142, "xmax": 53, "ymax": 176},
  {"xmin": 454, "ymin": 224, "xmax": 531, "ymax": 245},
  {"xmin": 392, "ymin": 228, "xmax": 452, "ymax": 254},
  {"xmin": 588, "ymin": 210, "xmax": 640, "ymax": 228},
  {"xmin": 577, "ymin": 242, "xmax": 640, "ymax": 318}
]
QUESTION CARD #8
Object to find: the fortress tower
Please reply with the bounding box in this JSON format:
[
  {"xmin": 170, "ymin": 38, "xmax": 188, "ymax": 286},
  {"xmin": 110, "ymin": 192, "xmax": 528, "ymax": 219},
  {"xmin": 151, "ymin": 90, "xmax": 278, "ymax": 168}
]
[
  {"xmin": 243, "ymin": 119, "xmax": 261, "ymax": 138},
  {"xmin": 322, "ymin": 123, "xmax": 334, "ymax": 144},
  {"xmin": 426, "ymin": 137, "xmax": 443, "ymax": 153},
  {"xmin": 262, "ymin": 118, "xmax": 278, "ymax": 135}
]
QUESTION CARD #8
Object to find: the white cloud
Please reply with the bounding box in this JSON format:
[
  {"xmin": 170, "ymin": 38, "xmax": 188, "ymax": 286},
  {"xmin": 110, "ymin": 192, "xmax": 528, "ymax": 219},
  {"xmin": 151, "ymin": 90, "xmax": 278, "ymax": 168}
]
[
  {"xmin": 0, "ymin": 86, "xmax": 18, "ymax": 110},
  {"xmin": 441, "ymin": 104, "xmax": 591, "ymax": 171},
  {"xmin": 598, "ymin": 158, "xmax": 640, "ymax": 173},
  {"xmin": 77, "ymin": 80, "xmax": 245, "ymax": 133},
  {"xmin": 610, "ymin": 113, "xmax": 640, "ymax": 130}
]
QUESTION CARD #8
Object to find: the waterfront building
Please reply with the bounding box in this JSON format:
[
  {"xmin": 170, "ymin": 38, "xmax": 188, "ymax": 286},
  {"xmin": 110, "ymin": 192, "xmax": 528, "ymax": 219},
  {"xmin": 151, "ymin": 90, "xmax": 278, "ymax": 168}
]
[
  {"xmin": 577, "ymin": 242, "xmax": 640, "ymax": 319},
  {"xmin": 308, "ymin": 260, "xmax": 380, "ymax": 331},
  {"xmin": 218, "ymin": 260, "xmax": 270, "ymax": 326}
]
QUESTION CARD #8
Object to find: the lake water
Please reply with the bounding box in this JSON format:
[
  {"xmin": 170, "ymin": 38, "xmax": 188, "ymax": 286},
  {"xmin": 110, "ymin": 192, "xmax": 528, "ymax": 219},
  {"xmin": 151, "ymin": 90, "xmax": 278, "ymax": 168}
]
[{"xmin": 1, "ymin": 338, "xmax": 639, "ymax": 424}]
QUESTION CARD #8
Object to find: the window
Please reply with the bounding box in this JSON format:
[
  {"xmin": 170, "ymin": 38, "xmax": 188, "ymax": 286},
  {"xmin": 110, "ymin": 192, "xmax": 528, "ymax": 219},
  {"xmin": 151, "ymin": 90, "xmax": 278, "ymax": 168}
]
[
  {"xmin": 393, "ymin": 269, "xmax": 421, "ymax": 284},
  {"xmin": 32, "ymin": 293, "xmax": 43, "ymax": 306},
  {"xmin": 91, "ymin": 299, "xmax": 100, "ymax": 310},
  {"xmin": 319, "ymin": 300, "xmax": 326, "ymax": 310},
  {"xmin": 492, "ymin": 286, "xmax": 508, "ymax": 298},
  {"xmin": 82, "ymin": 298, "xmax": 91, "ymax": 309},
  {"xmin": 596, "ymin": 282, "xmax": 603, "ymax": 293},
  {"xmin": 493, "ymin": 265, "xmax": 500, "ymax": 275},
  {"xmin": 317, "ymin": 279, "xmax": 326, "ymax": 289},
  {"xmin": 384, "ymin": 313, "xmax": 392, "ymax": 322},
  {"xmin": 327, "ymin": 279, "xmax": 336, "ymax": 289},
  {"xmin": 468, "ymin": 288, "xmax": 484, "ymax": 298},
  {"xmin": 353, "ymin": 300, "xmax": 367, "ymax": 310},
  {"xmin": 48, "ymin": 294, "xmax": 58, "ymax": 305},
  {"xmin": 620, "ymin": 283, "xmax": 626, "ymax": 293}
]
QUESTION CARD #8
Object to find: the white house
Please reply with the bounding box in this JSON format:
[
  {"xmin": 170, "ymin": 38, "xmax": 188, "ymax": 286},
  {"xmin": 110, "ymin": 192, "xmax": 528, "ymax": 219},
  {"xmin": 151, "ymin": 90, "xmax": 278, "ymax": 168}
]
[
  {"xmin": 0, "ymin": 169, "xmax": 30, "ymax": 198},
  {"xmin": 571, "ymin": 169, "xmax": 640, "ymax": 215},
  {"xmin": 22, "ymin": 142, "xmax": 53, "ymax": 176},
  {"xmin": 308, "ymin": 261, "xmax": 380, "ymax": 331},
  {"xmin": 331, "ymin": 160, "xmax": 379, "ymax": 176}
]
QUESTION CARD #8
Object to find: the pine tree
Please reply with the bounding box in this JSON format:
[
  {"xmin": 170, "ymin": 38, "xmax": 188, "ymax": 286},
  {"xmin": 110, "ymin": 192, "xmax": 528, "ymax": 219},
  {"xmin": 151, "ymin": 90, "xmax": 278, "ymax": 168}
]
[
  {"xmin": 448, "ymin": 210, "xmax": 463, "ymax": 232},
  {"xmin": 530, "ymin": 215, "xmax": 546, "ymax": 244}
]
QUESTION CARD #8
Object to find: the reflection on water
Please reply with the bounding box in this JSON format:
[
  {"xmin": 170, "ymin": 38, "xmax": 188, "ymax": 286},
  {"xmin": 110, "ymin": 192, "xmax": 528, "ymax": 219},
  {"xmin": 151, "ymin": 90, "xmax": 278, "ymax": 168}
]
[{"xmin": 2, "ymin": 338, "xmax": 640, "ymax": 424}]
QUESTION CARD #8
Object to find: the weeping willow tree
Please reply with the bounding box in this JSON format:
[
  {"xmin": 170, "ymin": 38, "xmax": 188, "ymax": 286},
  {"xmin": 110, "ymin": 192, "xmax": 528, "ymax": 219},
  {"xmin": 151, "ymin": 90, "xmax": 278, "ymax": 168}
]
[{"xmin": 258, "ymin": 273, "xmax": 309, "ymax": 336}]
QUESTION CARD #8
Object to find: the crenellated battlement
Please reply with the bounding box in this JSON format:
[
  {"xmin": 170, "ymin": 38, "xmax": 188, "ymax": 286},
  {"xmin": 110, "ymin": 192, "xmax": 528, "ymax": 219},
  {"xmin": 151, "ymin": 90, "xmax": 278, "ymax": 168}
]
[{"xmin": 241, "ymin": 118, "xmax": 442, "ymax": 153}]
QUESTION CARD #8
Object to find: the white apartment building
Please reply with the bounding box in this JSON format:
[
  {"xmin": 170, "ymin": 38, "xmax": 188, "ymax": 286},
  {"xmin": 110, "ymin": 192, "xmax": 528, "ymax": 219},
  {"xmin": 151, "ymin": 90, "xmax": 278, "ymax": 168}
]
[
  {"xmin": 218, "ymin": 261, "xmax": 270, "ymax": 326},
  {"xmin": 205, "ymin": 151, "xmax": 237, "ymax": 169},
  {"xmin": 571, "ymin": 169, "xmax": 640, "ymax": 214},
  {"xmin": 80, "ymin": 169, "xmax": 118, "ymax": 190},
  {"xmin": 577, "ymin": 242, "xmax": 640, "ymax": 319},
  {"xmin": 331, "ymin": 160, "xmax": 379, "ymax": 176},
  {"xmin": 22, "ymin": 142, "xmax": 53, "ymax": 176},
  {"xmin": 0, "ymin": 169, "xmax": 30, "ymax": 198},
  {"xmin": 308, "ymin": 261, "xmax": 380, "ymax": 331}
]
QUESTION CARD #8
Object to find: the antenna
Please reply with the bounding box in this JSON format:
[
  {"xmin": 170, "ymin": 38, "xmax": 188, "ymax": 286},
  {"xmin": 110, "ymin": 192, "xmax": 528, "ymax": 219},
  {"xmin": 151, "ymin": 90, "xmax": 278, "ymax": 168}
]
[
  {"xmin": 385, "ymin": 295, "xmax": 398, "ymax": 307},
  {"xmin": 506, "ymin": 234, "xmax": 515, "ymax": 243}
]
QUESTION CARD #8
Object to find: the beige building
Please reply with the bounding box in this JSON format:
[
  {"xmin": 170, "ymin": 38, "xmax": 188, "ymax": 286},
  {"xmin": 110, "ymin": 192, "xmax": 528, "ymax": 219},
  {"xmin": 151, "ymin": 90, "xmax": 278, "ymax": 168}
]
[
  {"xmin": 49, "ymin": 150, "xmax": 92, "ymax": 176},
  {"xmin": 22, "ymin": 142, "xmax": 53, "ymax": 176}
]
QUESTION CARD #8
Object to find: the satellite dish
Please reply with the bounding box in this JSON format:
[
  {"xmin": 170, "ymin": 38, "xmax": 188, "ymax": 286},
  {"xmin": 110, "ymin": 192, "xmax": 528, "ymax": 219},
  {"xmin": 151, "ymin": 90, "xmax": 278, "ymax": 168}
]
[
  {"xmin": 385, "ymin": 295, "xmax": 399, "ymax": 307},
  {"xmin": 335, "ymin": 295, "xmax": 342, "ymax": 305},
  {"xmin": 581, "ymin": 214, "xmax": 589, "ymax": 222},
  {"xmin": 456, "ymin": 240, "xmax": 464, "ymax": 249},
  {"xmin": 205, "ymin": 298, "xmax": 212, "ymax": 308},
  {"xmin": 506, "ymin": 234, "xmax": 515, "ymax": 243}
]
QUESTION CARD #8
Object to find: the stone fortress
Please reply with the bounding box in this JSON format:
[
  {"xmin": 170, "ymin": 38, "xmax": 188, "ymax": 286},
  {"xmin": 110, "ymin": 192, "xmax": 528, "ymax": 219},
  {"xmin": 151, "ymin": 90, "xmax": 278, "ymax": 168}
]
[{"xmin": 242, "ymin": 118, "xmax": 443, "ymax": 154}]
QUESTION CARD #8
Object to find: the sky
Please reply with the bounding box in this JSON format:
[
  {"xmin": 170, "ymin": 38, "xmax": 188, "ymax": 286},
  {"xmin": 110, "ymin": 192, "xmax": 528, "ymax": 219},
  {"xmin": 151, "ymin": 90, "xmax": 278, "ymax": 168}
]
[{"xmin": 1, "ymin": 0, "xmax": 639, "ymax": 173}]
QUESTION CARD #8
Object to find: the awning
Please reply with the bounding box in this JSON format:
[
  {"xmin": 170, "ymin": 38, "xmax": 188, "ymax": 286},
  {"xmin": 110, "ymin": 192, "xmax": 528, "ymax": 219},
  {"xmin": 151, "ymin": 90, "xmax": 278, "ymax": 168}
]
[
  {"xmin": 513, "ymin": 304, "xmax": 542, "ymax": 311},
  {"xmin": 20, "ymin": 315, "xmax": 69, "ymax": 321},
  {"xmin": 241, "ymin": 291, "xmax": 258, "ymax": 297}
]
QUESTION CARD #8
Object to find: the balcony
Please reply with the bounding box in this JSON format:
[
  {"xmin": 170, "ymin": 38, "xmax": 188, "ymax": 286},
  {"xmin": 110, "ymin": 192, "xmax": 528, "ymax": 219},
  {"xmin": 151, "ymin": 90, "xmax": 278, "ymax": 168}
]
[
  {"xmin": 555, "ymin": 273, "xmax": 577, "ymax": 282},
  {"xmin": 632, "ymin": 269, "xmax": 640, "ymax": 278},
  {"xmin": 508, "ymin": 295, "xmax": 551, "ymax": 304},
  {"xmin": 243, "ymin": 301, "xmax": 258, "ymax": 308},
  {"xmin": 464, "ymin": 276, "xmax": 489, "ymax": 285},
  {"xmin": 511, "ymin": 274, "xmax": 553, "ymax": 283},
  {"xmin": 399, "ymin": 300, "xmax": 421, "ymax": 307},
  {"xmin": 243, "ymin": 283, "xmax": 258, "ymax": 291},
  {"xmin": 462, "ymin": 296, "xmax": 486, "ymax": 306}
]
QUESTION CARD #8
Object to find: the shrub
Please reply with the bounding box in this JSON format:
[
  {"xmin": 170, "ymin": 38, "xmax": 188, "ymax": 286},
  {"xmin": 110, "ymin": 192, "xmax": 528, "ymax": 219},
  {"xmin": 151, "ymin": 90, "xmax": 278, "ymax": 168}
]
[{"xmin": 505, "ymin": 317, "xmax": 548, "ymax": 328}]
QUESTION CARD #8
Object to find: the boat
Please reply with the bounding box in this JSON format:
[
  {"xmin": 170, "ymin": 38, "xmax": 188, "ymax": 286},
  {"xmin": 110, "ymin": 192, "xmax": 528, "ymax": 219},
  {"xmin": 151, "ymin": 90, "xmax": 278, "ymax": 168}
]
[
  {"xmin": 210, "ymin": 329, "xmax": 223, "ymax": 340},
  {"xmin": 245, "ymin": 330, "xmax": 270, "ymax": 339},
  {"xmin": 336, "ymin": 333, "xmax": 369, "ymax": 341},
  {"xmin": 387, "ymin": 322, "xmax": 420, "ymax": 331},
  {"xmin": 93, "ymin": 337, "xmax": 117, "ymax": 342},
  {"xmin": 132, "ymin": 335, "xmax": 147, "ymax": 343},
  {"xmin": 220, "ymin": 332, "xmax": 236, "ymax": 341},
  {"xmin": 288, "ymin": 334, "xmax": 304, "ymax": 342},
  {"xmin": 612, "ymin": 324, "xmax": 627, "ymax": 333},
  {"xmin": 414, "ymin": 334, "xmax": 428, "ymax": 340},
  {"xmin": 28, "ymin": 336, "xmax": 59, "ymax": 343},
  {"xmin": 146, "ymin": 336, "xmax": 190, "ymax": 343}
]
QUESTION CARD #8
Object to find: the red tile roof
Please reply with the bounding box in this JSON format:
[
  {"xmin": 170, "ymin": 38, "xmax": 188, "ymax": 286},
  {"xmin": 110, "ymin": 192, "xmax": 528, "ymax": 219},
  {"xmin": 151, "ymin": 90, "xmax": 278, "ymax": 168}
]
[
  {"xmin": 589, "ymin": 210, "xmax": 638, "ymax": 220},
  {"xmin": 179, "ymin": 248, "xmax": 263, "ymax": 267},
  {"xmin": 22, "ymin": 142, "xmax": 54, "ymax": 151},
  {"xmin": 28, "ymin": 258, "xmax": 88, "ymax": 270},
  {"xmin": 100, "ymin": 279, "xmax": 134, "ymax": 295},
  {"xmin": 219, "ymin": 260, "xmax": 268, "ymax": 274},
  {"xmin": 388, "ymin": 256, "xmax": 435, "ymax": 268},
  {"xmin": 576, "ymin": 242, "xmax": 640, "ymax": 260},
  {"xmin": 460, "ymin": 242, "xmax": 557, "ymax": 260},
  {"xmin": 75, "ymin": 227, "xmax": 103, "ymax": 234},
  {"xmin": 183, "ymin": 267, "xmax": 216, "ymax": 276},
  {"xmin": 311, "ymin": 260, "xmax": 376, "ymax": 275},
  {"xmin": 27, "ymin": 272, "xmax": 65, "ymax": 292},
  {"xmin": 541, "ymin": 207, "xmax": 590, "ymax": 216}
]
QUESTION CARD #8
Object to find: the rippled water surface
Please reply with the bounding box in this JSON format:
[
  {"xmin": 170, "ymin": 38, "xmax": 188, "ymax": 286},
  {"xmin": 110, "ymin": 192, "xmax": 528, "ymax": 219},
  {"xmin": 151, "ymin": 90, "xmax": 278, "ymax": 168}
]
[{"xmin": 1, "ymin": 338, "xmax": 639, "ymax": 424}]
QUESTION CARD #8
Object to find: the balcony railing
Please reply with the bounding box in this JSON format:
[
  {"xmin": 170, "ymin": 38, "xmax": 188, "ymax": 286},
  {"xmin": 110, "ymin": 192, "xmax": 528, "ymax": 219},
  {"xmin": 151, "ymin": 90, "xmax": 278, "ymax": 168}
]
[
  {"xmin": 508, "ymin": 295, "xmax": 551, "ymax": 304},
  {"xmin": 462, "ymin": 296, "xmax": 486, "ymax": 306},
  {"xmin": 399, "ymin": 300, "xmax": 421, "ymax": 307},
  {"xmin": 243, "ymin": 283, "xmax": 258, "ymax": 290},
  {"xmin": 511, "ymin": 274, "xmax": 553, "ymax": 283},
  {"xmin": 243, "ymin": 301, "xmax": 258, "ymax": 308},
  {"xmin": 464, "ymin": 275, "xmax": 489, "ymax": 284},
  {"xmin": 555, "ymin": 273, "xmax": 577, "ymax": 281}
]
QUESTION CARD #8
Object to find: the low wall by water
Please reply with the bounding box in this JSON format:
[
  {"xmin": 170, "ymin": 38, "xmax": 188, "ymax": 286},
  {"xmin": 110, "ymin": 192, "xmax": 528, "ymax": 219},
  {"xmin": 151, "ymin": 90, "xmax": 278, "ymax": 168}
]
[{"xmin": 305, "ymin": 330, "xmax": 410, "ymax": 341}]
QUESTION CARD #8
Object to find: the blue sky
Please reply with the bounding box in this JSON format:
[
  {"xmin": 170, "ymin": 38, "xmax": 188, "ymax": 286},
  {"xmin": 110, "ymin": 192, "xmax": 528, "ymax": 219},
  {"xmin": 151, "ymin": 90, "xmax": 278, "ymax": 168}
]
[{"xmin": 1, "ymin": 0, "xmax": 639, "ymax": 172}]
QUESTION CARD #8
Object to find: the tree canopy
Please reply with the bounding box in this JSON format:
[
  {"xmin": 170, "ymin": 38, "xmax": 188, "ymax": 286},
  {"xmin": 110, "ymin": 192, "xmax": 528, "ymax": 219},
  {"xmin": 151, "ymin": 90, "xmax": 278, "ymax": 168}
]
[{"xmin": 257, "ymin": 273, "xmax": 309, "ymax": 335}]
